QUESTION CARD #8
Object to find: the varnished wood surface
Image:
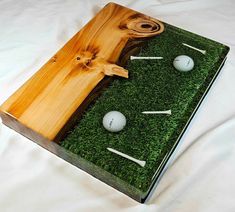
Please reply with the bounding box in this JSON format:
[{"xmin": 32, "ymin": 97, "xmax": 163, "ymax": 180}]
[{"xmin": 0, "ymin": 2, "xmax": 164, "ymax": 142}]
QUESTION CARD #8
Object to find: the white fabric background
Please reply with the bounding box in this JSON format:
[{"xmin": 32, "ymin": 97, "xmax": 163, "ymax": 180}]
[{"xmin": 0, "ymin": 0, "xmax": 235, "ymax": 211}]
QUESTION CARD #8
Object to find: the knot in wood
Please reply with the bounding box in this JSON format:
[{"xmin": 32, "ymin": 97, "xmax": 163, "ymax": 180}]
[
  {"xmin": 75, "ymin": 51, "xmax": 97, "ymax": 69},
  {"xmin": 119, "ymin": 14, "xmax": 164, "ymax": 38}
]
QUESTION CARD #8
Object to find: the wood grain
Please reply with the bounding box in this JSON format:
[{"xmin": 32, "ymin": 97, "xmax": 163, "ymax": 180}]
[{"xmin": 0, "ymin": 3, "xmax": 164, "ymax": 142}]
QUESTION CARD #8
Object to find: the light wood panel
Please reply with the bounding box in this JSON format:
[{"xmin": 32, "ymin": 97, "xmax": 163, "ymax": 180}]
[{"xmin": 0, "ymin": 2, "xmax": 164, "ymax": 142}]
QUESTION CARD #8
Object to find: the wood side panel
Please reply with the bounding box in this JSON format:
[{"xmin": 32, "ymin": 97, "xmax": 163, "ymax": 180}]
[{"xmin": 0, "ymin": 3, "xmax": 164, "ymax": 142}]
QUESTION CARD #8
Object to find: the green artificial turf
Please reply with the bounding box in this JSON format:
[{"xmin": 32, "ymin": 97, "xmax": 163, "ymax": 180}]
[{"xmin": 60, "ymin": 23, "xmax": 229, "ymax": 198}]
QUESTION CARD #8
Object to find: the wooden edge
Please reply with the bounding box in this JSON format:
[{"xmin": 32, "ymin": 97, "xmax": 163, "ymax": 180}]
[{"xmin": 0, "ymin": 110, "xmax": 53, "ymax": 148}]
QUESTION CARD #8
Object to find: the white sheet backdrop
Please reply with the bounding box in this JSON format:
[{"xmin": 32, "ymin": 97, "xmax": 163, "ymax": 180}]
[{"xmin": 0, "ymin": 0, "xmax": 235, "ymax": 211}]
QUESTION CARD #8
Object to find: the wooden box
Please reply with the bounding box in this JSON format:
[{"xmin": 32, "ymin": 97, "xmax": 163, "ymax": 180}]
[{"xmin": 0, "ymin": 3, "xmax": 229, "ymax": 202}]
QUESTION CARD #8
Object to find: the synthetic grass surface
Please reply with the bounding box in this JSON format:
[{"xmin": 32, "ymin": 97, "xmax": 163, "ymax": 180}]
[{"xmin": 61, "ymin": 23, "xmax": 229, "ymax": 196}]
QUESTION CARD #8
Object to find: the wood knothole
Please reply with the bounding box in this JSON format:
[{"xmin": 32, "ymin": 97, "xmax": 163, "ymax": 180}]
[
  {"xmin": 141, "ymin": 23, "xmax": 152, "ymax": 29},
  {"xmin": 121, "ymin": 17, "xmax": 164, "ymax": 38}
]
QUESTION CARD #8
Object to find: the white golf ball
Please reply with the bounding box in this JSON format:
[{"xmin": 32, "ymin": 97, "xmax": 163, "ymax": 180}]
[
  {"xmin": 173, "ymin": 55, "xmax": 194, "ymax": 72},
  {"xmin": 103, "ymin": 111, "xmax": 126, "ymax": 132}
]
